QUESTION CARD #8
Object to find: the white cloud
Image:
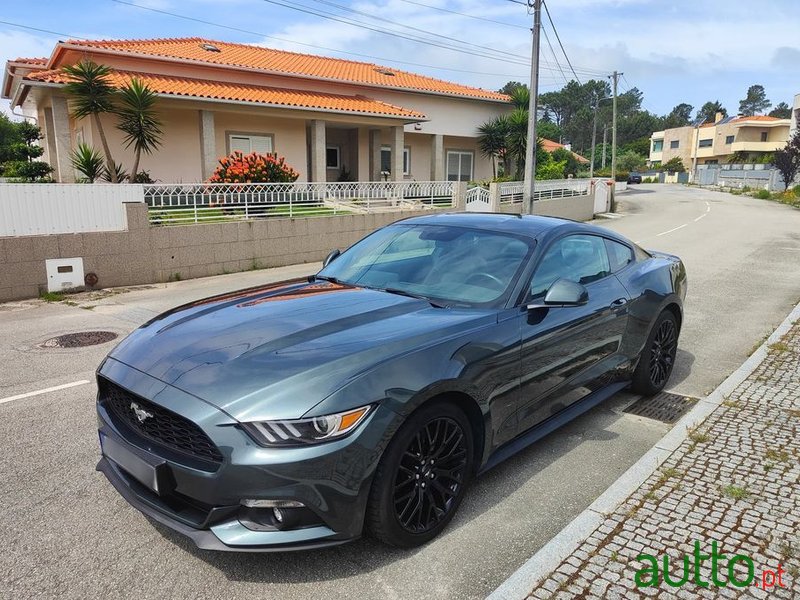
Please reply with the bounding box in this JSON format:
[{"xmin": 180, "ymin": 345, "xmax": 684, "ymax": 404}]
[{"xmin": 0, "ymin": 30, "xmax": 58, "ymax": 116}]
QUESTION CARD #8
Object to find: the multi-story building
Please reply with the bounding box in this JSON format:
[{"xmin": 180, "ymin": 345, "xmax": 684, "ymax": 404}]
[
  {"xmin": 791, "ymin": 93, "xmax": 800, "ymax": 138},
  {"xmin": 649, "ymin": 113, "xmax": 791, "ymax": 169}
]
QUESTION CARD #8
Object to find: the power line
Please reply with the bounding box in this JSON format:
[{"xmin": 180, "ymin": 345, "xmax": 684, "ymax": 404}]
[
  {"xmin": 259, "ymin": 0, "xmax": 532, "ymax": 67},
  {"xmin": 259, "ymin": 0, "xmax": 607, "ymax": 77},
  {"xmin": 308, "ymin": 0, "xmax": 530, "ymax": 63},
  {"xmin": 396, "ymin": 0, "xmax": 529, "ymax": 30},
  {"xmin": 541, "ymin": 25, "xmax": 568, "ymax": 85},
  {"xmin": 109, "ymin": 1, "xmax": 530, "ymax": 78},
  {"xmin": 542, "ymin": 0, "xmax": 580, "ymax": 84}
]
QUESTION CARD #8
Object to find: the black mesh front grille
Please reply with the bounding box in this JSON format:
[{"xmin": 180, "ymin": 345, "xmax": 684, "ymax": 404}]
[{"xmin": 101, "ymin": 379, "xmax": 223, "ymax": 465}]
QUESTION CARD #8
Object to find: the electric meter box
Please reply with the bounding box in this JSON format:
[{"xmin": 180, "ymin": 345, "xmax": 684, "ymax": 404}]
[{"xmin": 45, "ymin": 257, "xmax": 85, "ymax": 292}]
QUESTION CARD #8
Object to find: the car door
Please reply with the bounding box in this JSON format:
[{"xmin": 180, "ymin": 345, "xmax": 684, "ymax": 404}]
[{"xmin": 514, "ymin": 234, "xmax": 631, "ymax": 433}]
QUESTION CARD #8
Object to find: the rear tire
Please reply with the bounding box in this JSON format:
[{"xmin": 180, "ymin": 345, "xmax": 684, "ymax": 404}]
[
  {"xmin": 366, "ymin": 402, "xmax": 474, "ymax": 548},
  {"xmin": 631, "ymin": 311, "xmax": 679, "ymax": 396}
]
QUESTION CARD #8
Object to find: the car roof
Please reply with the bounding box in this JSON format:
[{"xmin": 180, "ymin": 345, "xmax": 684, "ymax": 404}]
[
  {"xmin": 397, "ymin": 212, "xmax": 574, "ymax": 239},
  {"xmin": 396, "ymin": 212, "xmax": 635, "ymax": 246}
]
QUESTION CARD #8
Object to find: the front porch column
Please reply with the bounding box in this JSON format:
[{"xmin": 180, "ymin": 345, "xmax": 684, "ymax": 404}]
[
  {"xmin": 310, "ymin": 119, "xmax": 327, "ymax": 182},
  {"xmin": 390, "ymin": 125, "xmax": 404, "ymax": 182},
  {"xmin": 199, "ymin": 110, "xmax": 216, "ymax": 180},
  {"xmin": 356, "ymin": 127, "xmax": 370, "ymax": 181},
  {"xmin": 369, "ymin": 128, "xmax": 382, "ymax": 181},
  {"xmin": 431, "ymin": 133, "xmax": 444, "ymax": 181},
  {"xmin": 49, "ymin": 96, "xmax": 75, "ymax": 183}
]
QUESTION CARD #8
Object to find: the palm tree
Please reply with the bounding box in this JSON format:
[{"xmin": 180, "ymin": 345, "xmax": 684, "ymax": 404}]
[
  {"xmin": 70, "ymin": 143, "xmax": 105, "ymax": 183},
  {"xmin": 62, "ymin": 60, "xmax": 119, "ymax": 182},
  {"xmin": 116, "ymin": 78, "xmax": 163, "ymax": 180},
  {"xmin": 477, "ymin": 118, "xmax": 508, "ymax": 178},
  {"xmin": 509, "ymin": 86, "xmax": 530, "ymax": 111},
  {"xmin": 506, "ymin": 108, "xmax": 530, "ymax": 179}
]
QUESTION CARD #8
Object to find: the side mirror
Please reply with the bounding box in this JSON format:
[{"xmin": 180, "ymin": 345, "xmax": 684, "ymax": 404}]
[
  {"xmin": 528, "ymin": 278, "xmax": 588, "ymax": 309},
  {"xmin": 323, "ymin": 249, "xmax": 340, "ymax": 268}
]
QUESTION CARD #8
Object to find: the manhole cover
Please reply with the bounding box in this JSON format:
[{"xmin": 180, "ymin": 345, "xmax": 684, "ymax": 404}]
[
  {"xmin": 623, "ymin": 392, "xmax": 698, "ymax": 424},
  {"xmin": 40, "ymin": 331, "xmax": 119, "ymax": 348}
]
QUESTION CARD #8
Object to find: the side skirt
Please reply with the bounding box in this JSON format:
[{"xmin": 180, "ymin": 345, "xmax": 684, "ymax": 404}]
[{"xmin": 478, "ymin": 381, "xmax": 629, "ymax": 475}]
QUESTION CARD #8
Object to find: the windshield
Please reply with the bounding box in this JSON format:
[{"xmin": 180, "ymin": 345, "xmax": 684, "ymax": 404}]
[{"xmin": 317, "ymin": 224, "xmax": 533, "ymax": 306}]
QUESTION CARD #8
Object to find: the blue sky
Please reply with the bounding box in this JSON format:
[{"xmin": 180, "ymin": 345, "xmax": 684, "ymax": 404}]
[{"xmin": 2, "ymin": 0, "xmax": 798, "ymax": 117}]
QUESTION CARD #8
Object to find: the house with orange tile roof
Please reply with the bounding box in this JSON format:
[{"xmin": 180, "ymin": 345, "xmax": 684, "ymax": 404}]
[
  {"xmin": 2, "ymin": 37, "xmax": 512, "ymax": 183},
  {"xmin": 648, "ymin": 112, "xmax": 791, "ymax": 169},
  {"xmin": 539, "ymin": 138, "xmax": 589, "ymax": 164}
]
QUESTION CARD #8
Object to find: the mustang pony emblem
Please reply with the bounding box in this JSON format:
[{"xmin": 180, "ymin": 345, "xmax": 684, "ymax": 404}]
[{"xmin": 130, "ymin": 402, "xmax": 153, "ymax": 423}]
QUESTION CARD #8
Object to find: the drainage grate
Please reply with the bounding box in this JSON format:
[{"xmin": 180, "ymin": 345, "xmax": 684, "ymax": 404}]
[
  {"xmin": 623, "ymin": 392, "xmax": 698, "ymax": 424},
  {"xmin": 40, "ymin": 331, "xmax": 119, "ymax": 348}
]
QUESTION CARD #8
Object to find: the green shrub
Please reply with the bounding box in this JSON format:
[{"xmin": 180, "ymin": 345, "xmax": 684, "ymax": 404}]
[
  {"xmin": 793, "ymin": 185, "xmax": 800, "ymax": 198},
  {"xmin": 754, "ymin": 189, "xmax": 771, "ymax": 200}
]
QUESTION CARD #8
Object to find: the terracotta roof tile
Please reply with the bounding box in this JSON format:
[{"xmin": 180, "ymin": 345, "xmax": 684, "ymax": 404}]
[
  {"xmin": 541, "ymin": 138, "xmax": 589, "ymax": 163},
  {"xmin": 13, "ymin": 57, "xmax": 48, "ymax": 65},
  {"xmin": 26, "ymin": 69, "xmax": 426, "ymax": 119},
  {"xmin": 57, "ymin": 37, "xmax": 510, "ymax": 102}
]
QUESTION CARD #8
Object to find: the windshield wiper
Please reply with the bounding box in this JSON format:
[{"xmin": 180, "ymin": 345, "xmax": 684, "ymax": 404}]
[
  {"xmin": 314, "ymin": 274, "xmax": 344, "ymax": 285},
  {"xmin": 381, "ymin": 287, "xmax": 448, "ymax": 308}
]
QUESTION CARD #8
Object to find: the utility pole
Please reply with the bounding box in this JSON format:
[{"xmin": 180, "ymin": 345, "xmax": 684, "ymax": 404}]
[
  {"xmin": 610, "ymin": 70, "xmax": 622, "ymax": 212},
  {"xmin": 522, "ymin": 0, "xmax": 542, "ymax": 215},
  {"xmin": 589, "ymin": 97, "xmax": 598, "ymax": 179},
  {"xmin": 601, "ymin": 124, "xmax": 608, "ymax": 169}
]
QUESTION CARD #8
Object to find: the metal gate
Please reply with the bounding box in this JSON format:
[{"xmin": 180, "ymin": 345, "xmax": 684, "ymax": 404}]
[{"xmin": 465, "ymin": 186, "xmax": 491, "ymax": 212}]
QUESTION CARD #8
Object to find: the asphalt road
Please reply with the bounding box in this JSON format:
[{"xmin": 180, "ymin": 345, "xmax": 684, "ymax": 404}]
[{"xmin": 2, "ymin": 185, "xmax": 799, "ymax": 600}]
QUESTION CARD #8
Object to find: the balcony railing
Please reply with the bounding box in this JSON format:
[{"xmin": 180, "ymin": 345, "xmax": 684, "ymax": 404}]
[{"xmin": 143, "ymin": 181, "xmax": 455, "ymax": 225}]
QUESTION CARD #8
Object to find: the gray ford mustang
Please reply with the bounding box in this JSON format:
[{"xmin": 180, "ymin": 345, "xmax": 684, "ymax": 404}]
[{"xmin": 96, "ymin": 213, "xmax": 686, "ymax": 551}]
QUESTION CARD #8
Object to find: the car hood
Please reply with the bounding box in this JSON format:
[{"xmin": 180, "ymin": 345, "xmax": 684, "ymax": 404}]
[{"xmin": 109, "ymin": 279, "xmax": 495, "ymax": 421}]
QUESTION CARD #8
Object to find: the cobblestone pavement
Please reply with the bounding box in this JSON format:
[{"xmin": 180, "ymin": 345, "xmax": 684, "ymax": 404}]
[{"xmin": 528, "ymin": 321, "xmax": 800, "ymax": 599}]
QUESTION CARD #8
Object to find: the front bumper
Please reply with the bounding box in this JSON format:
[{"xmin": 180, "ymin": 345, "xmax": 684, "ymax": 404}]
[{"xmin": 96, "ymin": 358, "xmax": 400, "ymax": 551}]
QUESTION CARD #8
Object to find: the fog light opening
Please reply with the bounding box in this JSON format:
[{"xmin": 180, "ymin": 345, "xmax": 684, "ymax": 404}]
[
  {"xmin": 241, "ymin": 498, "xmax": 304, "ymax": 508},
  {"xmin": 273, "ymin": 507, "xmax": 285, "ymax": 524}
]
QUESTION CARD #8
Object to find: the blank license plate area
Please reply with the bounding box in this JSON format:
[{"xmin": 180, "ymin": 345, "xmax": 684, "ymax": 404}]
[{"xmin": 101, "ymin": 433, "xmax": 164, "ymax": 494}]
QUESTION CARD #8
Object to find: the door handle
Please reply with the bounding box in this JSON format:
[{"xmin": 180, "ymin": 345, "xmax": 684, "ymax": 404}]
[{"xmin": 610, "ymin": 298, "xmax": 628, "ymax": 308}]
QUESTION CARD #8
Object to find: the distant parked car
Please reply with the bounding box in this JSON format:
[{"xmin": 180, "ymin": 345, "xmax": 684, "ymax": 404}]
[{"xmin": 627, "ymin": 173, "xmax": 643, "ymax": 184}]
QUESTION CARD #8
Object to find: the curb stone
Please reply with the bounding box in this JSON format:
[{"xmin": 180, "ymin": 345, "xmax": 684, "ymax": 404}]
[{"xmin": 488, "ymin": 300, "xmax": 800, "ymax": 600}]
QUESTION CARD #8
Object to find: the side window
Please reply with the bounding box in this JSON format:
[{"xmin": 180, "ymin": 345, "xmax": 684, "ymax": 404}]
[
  {"xmin": 530, "ymin": 235, "xmax": 611, "ymax": 298},
  {"xmin": 605, "ymin": 239, "xmax": 634, "ymax": 273}
]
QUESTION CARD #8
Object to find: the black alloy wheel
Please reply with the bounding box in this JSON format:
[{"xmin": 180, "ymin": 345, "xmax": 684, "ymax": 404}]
[
  {"xmin": 631, "ymin": 310, "xmax": 679, "ymax": 396},
  {"xmin": 393, "ymin": 417, "xmax": 469, "ymax": 534},
  {"xmin": 649, "ymin": 318, "xmax": 677, "ymax": 388},
  {"xmin": 367, "ymin": 402, "xmax": 474, "ymax": 547}
]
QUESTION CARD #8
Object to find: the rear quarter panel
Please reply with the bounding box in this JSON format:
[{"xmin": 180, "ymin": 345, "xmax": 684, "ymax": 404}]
[{"xmin": 615, "ymin": 252, "xmax": 687, "ymax": 358}]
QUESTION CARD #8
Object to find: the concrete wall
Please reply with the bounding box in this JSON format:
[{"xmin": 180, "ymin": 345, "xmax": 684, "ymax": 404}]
[
  {"xmin": 0, "ymin": 204, "xmax": 434, "ymax": 301},
  {"xmin": 499, "ymin": 194, "xmax": 594, "ymax": 222}
]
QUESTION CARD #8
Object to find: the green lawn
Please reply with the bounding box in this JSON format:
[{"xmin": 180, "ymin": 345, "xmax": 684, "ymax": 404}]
[{"xmin": 149, "ymin": 205, "xmax": 350, "ymax": 225}]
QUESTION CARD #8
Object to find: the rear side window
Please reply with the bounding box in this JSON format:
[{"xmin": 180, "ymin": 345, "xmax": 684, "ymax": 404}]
[
  {"xmin": 605, "ymin": 239, "xmax": 634, "ymax": 272},
  {"xmin": 530, "ymin": 234, "xmax": 611, "ymax": 297}
]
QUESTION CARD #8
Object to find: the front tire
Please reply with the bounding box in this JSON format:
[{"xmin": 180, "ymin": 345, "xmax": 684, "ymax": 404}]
[
  {"xmin": 366, "ymin": 402, "xmax": 474, "ymax": 548},
  {"xmin": 631, "ymin": 311, "xmax": 679, "ymax": 396}
]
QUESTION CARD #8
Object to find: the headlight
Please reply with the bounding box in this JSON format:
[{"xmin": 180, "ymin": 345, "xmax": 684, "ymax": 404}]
[{"xmin": 241, "ymin": 405, "xmax": 372, "ymax": 447}]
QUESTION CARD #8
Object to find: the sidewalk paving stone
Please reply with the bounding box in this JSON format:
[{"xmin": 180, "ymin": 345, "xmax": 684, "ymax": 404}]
[{"xmin": 526, "ymin": 319, "xmax": 800, "ymax": 598}]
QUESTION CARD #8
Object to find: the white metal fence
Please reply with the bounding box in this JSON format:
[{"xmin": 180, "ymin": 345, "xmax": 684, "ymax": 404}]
[
  {"xmin": 498, "ymin": 179, "xmax": 592, "ymax": 204},
  {"xmin": 143, "ymin": 181, "xmax": 455, "ymax": 225},
  {"xmin": 465, "ymin": 186, "xmax": 491, "ymax": 212},
  {"xmin": 0, "ymin": 184, "xmax": 142, "ymax": 237}
]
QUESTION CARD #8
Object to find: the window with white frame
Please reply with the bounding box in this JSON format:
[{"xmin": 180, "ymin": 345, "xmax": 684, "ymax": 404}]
[
  {"xmin": 446, "ymin": 150, "xmax": 473, "ymax": 182},
  {"xmin": 228, "ymin": 133, "xmax": 273, "ymax": 155},
  {"xmin": 380, "ymin": 146, "xmax": 410, "ymax": 175},
  {"xmin": 326, "ymin": 146, "xmax": 340, "ymax": 169}
]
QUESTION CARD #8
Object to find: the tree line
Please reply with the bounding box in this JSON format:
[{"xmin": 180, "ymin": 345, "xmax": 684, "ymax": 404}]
[{"xmin": 486, "ymin": 80, "xmax": 793, "ymax": 174}]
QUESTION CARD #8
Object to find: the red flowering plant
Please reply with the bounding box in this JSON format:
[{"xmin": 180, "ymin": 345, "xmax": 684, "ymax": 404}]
[{"xmin": 207, "ymin": 151, "xmax": 299, "ymax": 184}]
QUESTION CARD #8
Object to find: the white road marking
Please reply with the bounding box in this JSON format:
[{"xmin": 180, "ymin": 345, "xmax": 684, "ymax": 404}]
[
  {"xmin": 656, "ymin": 223, "xmax": 688, "ymax": 236},
  {"xmin": 779, "ymin": 247, "xmax": 800, "ymax": 251},
  {"xmin": 0, "ymin": 380, "xmax": 91, "ymax": 405},
  {"xmin": 636, "ymin": 200, "xmax": 712, "ymax": 244}
]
